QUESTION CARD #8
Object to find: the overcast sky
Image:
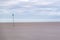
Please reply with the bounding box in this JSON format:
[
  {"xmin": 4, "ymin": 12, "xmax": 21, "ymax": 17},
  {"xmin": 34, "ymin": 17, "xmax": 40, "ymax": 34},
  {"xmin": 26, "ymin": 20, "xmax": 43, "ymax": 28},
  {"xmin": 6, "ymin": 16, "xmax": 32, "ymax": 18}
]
[{"xmin": 0, "ymin": 0, "xmax": 60, "ymax": 22}]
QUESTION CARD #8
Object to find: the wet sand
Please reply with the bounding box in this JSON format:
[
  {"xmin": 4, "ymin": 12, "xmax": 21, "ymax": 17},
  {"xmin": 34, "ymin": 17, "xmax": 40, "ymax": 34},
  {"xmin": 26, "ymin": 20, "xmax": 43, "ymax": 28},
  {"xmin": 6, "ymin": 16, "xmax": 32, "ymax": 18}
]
[{"xmin": 0, "ymin": 22, "xmax": 60, "ymax": 40}]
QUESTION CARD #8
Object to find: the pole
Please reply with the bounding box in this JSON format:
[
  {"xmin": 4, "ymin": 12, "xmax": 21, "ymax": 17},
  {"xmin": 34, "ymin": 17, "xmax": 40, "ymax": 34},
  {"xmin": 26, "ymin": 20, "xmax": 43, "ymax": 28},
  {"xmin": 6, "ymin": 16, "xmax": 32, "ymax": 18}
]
[{"xmin": 12, "ymin": 13, "xmax": 14, "ymax": 27}]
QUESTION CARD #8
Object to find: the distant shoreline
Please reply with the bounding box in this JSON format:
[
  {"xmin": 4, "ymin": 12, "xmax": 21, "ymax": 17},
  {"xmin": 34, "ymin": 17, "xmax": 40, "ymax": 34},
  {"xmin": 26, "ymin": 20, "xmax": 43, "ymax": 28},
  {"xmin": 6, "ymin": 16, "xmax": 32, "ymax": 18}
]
[
  {"xmin": 0, "ymin": 22, "xmax": 60, "ymax": 23},
  {"xmin": 0, "ymin": 22, "xmax": 60, "ymax": 27}
]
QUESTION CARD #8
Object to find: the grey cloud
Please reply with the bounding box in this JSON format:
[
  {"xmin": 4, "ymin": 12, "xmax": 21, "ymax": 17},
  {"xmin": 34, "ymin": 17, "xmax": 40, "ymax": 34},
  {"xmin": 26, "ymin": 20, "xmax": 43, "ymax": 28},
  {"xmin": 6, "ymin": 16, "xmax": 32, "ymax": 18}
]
[
  {"xmin": 0, "ymin": 0, "xmax": 8, "ymax": 1},
  {"xmin": 0, "ymin": 0, "xmax": 60, "ymax": 19}
]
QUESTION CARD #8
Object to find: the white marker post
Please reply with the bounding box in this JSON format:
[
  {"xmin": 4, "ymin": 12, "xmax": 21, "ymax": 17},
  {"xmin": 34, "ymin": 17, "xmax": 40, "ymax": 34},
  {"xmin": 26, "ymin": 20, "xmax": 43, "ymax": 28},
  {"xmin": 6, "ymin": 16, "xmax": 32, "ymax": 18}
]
[{"xmin": 12, "ymin": 13, "xmax": 14, "ymax": 27}]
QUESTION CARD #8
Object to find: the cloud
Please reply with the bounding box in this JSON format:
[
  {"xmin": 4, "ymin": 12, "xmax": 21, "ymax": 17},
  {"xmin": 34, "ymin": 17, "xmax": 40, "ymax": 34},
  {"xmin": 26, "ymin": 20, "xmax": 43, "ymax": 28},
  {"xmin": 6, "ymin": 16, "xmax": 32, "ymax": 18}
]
[
  {"xmin": 0, "ymin": 0, "xmax": 18, "ymax": 6},
  {"xmin": 0, "ymin": 0, "xmax": 60, "ymax": 21},
  {"xmin": 32, "ymin": 2, "xmax": 53, "ymax": 5},
  {"xmin": 0, "ymin": 0, "xmax": 30, "ymax": 6},
  {"xmin": 0, "ymin": 0, "xmax": 57, "ymax": 6}
]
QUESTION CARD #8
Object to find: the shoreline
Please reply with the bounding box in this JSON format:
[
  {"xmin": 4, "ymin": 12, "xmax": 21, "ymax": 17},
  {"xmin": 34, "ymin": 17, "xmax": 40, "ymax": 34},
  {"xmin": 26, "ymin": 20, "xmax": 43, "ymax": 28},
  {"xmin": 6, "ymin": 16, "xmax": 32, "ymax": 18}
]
[{"xmin": 0, "ymin": 22, "xmax": 60, "ymax": 27}]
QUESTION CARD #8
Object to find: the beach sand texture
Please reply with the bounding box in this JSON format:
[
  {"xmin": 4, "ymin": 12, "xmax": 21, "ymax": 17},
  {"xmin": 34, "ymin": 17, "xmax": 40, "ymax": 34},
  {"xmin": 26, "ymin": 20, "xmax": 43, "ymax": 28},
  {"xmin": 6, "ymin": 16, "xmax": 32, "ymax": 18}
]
[{"xmin": 0, "ymin": 22, "xmax": 60, "ymax": 40}]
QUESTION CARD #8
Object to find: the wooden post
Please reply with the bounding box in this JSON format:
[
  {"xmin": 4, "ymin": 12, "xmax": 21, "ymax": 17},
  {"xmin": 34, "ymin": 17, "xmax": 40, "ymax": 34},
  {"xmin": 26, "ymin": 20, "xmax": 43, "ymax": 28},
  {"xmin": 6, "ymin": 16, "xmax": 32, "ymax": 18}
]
[{"xmin": 12, "ymin": 13, "xmax": 14, "ymax": 27}]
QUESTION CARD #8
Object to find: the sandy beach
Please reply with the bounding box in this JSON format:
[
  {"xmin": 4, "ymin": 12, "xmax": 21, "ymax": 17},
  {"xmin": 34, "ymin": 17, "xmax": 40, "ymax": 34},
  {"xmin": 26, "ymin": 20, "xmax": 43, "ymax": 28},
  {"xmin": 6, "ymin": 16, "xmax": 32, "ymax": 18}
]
[{"xmin": 0, "ymin": 22, "xmax": 60, "ymax": 40}]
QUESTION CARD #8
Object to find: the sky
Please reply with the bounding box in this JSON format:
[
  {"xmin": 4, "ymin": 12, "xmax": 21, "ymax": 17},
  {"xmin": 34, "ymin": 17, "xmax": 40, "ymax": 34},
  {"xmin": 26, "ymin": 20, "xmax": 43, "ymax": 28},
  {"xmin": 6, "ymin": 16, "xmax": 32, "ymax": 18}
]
[{"xmin": 0, "ymin": 0, "xmax": 60, "ymax": 22}]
